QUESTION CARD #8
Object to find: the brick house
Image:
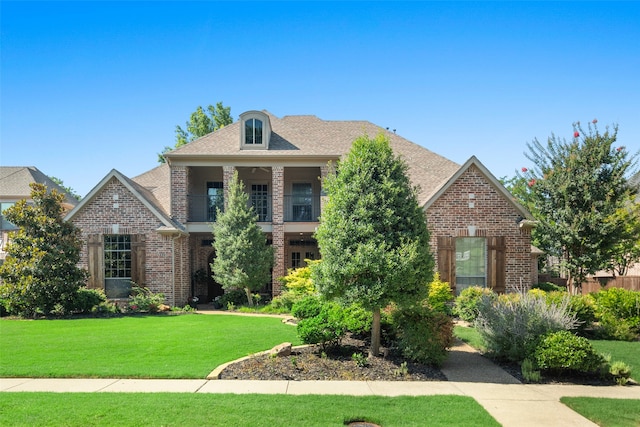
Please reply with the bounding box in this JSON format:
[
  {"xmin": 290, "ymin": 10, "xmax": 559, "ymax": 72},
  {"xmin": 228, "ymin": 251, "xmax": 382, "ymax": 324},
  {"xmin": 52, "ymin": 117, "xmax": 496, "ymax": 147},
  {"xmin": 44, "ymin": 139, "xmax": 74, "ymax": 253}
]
[
  {"xmin": 1, "ymin": 166, "xmax": 79, "ymax": 263},
  {"xmin": 65, "ymin": 110, "xmax": 535, "ymax": 305}
]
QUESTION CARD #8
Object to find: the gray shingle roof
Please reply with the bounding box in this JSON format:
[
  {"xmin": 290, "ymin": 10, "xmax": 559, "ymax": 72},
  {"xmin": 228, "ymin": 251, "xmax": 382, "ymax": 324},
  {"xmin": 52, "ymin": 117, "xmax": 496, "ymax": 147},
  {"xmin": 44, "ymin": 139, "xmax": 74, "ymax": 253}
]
[
  {"xmin": 0, "ymin": 166, "xmax": 79, "ymax": 208},
  {"xmin": 164, "ymin": 111, "xmax": 460, "ymax": 204}
]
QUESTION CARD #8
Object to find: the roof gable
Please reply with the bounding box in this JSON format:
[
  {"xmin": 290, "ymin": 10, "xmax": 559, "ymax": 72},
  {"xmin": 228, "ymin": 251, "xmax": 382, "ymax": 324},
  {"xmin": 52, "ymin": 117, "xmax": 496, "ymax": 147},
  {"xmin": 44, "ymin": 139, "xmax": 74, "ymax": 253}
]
[
  {"xmin": 424, "ymin": 156, "xmax": 534, "ymax": 220},
  {"xmin": 65, "ymin": 169, "xmax": 183, "ymax": 232}
]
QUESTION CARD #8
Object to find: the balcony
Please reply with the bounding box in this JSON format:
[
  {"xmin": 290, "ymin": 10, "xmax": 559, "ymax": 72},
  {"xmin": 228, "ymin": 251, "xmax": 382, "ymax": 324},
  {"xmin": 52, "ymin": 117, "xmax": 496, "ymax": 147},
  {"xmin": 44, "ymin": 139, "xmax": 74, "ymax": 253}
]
[
  {"xmin": 283, "ymin": 195, "xmax": 320, "ymax": 222},
  {"xmin": 187, "ymin": 194, "xmax": 321, "ymax": 223},
  {"xmin": 187, "ymin": 195, "xmax": 224, "ymax": 223}
]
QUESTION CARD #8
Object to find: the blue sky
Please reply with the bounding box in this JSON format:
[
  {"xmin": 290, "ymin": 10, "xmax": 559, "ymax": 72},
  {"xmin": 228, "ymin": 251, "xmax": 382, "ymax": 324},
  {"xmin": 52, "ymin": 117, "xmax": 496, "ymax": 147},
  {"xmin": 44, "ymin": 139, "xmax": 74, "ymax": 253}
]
[{"xmin": 2, "ymin": 1, "xmax": 639, "ymax": 197}]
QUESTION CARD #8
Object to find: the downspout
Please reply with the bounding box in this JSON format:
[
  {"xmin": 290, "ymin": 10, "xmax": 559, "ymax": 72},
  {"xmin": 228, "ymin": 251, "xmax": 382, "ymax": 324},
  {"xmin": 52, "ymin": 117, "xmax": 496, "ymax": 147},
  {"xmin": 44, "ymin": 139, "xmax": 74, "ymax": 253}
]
[{"xmin": 171, "ymin": 234, "xmax": 180, "ymax": 307}]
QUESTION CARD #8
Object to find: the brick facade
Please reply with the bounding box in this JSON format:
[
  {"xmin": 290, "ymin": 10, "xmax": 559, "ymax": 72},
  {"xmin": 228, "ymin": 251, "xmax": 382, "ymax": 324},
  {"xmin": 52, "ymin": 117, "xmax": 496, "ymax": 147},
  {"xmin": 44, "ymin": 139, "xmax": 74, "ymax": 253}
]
[
  {"xmin": 68, "ymin": 112, "xmax": 534, "ymax": 305},
  {"xmin": 70, "ymin": 177, "xmax": 183, "ymax": 303},
  {"xmin": 426, "ymin": 165, "xmax": 532, "ymax": 293}
]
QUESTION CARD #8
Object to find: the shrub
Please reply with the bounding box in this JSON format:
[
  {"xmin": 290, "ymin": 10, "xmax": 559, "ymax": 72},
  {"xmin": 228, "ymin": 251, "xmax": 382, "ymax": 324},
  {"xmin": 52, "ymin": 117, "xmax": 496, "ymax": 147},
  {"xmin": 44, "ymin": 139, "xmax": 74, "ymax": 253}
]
[
  {"xmin": 591, "ymin": 288, "xmax": 640, "ymax": 340},
  {"xmin": 278, "ymin": 260, "xmax": 319, "ymax": 296},
  {"xmin": 342, "ymin": 303, "xmax": 372, "ymax": 337},
  {"xmin": 521, "ymin": 358, "xmax": 541, "ymax": 383},
  {"xmin": 71, "ymin": 288, "xmax": 108, "ymax": 313},
  {"xmin": 427, "ymin": 273, "xmax": 454, "ymax": 315},
  {"xmin": 218, "ymin": 289, "xmax": 246, "ymax": 309},
  {"xmin": 533, "ymin": 331, "xmax": 604, "ymax": 374},
  {"xmin": 597, "ymin": 315, "xmax": 638, "ymax": 341},
  {"xmin": 531, "ymin": 282, "xmax": 566, "ymax": 292},
  {"xmin": 268, "ymin": 292, "xmax": 300, "ymax": 312},
  {"xmin": 545, "ymin": 291, "xmax": 595, "ymax": 333},
  {"xmin": 392, "ymin": 304, "xmax": 454, "ymax": 366},
  {"xmin": 475, "ymin": 292, "xmax": 580, "ymax": 362},
  {"xmin": 128, "ymin": 285, "xmax": 165, "ymax": 313},
  {"xmin": 454, "ymin": 286, "xmax": 495, "ymax": 322},
  {"xmin": 291, "ymin": 295, "xmax": 323, "ymax": 320},
  {"xmin": 609, "ymin": 361, "xmax": 632, "ymax": 386},
  {"xmin": 527, "ymin": 288, "xmax": 547, "ymax": 299},
  {"xmin": 296, "ymin": 301, "xmax": 347, "ymax": 349}
]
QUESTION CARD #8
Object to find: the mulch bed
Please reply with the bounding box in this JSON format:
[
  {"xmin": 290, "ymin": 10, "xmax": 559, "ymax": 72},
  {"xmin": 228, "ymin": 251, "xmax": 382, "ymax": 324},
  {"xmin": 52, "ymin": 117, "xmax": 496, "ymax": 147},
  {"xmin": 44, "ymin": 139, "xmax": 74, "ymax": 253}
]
[{"xmin": 219, "ymin": 335, "xmax": 446, "ymax": 381}]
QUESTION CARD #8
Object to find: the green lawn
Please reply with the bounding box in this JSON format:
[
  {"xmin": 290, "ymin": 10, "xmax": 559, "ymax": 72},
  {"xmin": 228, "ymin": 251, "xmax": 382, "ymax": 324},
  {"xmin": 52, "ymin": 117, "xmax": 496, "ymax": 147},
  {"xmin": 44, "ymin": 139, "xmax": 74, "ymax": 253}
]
[
  {"xmin": 453, "ymin": 325, "xmax": 485, "ymax": 351},
  {"xmin": 0, "ymin": 314, "xmax": 300, "ymax": 378},
  {"xmin": 0, "ymin": 393, "xmax": 500, "ymax": 427},
  {"xmin": 561, "ymin": 397, "xmax": 640, "ymax": 427},
  {"xmin": 590, "ymin": 340, "xmax": 640, "ymax": 382}
]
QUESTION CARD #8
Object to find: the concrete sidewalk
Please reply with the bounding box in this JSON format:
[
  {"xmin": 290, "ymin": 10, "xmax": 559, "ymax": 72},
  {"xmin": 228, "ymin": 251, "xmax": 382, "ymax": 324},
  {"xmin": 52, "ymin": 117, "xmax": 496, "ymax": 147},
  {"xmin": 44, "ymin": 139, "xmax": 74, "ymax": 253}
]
[{"xmin": 2, "ymin": 377, "xmax": 638, "ymax": 426}]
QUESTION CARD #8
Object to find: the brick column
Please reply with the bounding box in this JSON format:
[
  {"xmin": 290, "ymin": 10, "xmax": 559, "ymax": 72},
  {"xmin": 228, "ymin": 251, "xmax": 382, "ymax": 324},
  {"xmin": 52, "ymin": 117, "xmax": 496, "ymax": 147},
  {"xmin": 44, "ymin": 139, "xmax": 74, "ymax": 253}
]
[
  {"xmin": 222, "ymin": 166, "xmax": 235, "ymax": 210},
  {"xmin": 171, "ymin": 166, "xmax": 188, "ymax": 223},
  {"xmin": 271, "ymin": 166, "xmax": 285, "ymax": 295}
]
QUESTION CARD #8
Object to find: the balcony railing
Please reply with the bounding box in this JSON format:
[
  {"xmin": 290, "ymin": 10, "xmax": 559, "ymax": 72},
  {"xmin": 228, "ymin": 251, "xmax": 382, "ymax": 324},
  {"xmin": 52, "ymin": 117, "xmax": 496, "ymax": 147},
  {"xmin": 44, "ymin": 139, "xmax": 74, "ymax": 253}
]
[
  {"xmin": 187, "ymin": 195, "xmax": 224, "ymax": 223},
  {"xmin": 187, "ymin": 194, "xmax": 321, "ymax": 223},
  {"xmin": 283, "ymin": 195, "xmax": 321, "ymax": 222}
]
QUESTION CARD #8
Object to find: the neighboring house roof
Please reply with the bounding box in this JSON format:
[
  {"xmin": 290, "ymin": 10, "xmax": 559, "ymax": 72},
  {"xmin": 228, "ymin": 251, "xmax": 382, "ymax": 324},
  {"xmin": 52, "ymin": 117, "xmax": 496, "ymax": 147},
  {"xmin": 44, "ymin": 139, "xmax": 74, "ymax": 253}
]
[
  {"xmin": 164, "ymin": 111, "xmax": 461, "ymax": 205},
  {"xmin": 64, "ymin": 169, "xmax": 185, "ymax": 234},
  {"xmin": 423, "ymin": 156, "xmax": 536, "ymax": 223},
  {"xmin": 0, "ymin": 166, "xmax": 79, "ymax": 209}
]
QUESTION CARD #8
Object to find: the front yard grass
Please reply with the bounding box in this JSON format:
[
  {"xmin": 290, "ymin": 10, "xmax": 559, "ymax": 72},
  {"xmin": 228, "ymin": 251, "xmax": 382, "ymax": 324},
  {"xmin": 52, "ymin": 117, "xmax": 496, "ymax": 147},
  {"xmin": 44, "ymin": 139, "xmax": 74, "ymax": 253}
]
[
  {"xmin": 0, "ymin": 314, "xmax": 300, "ymax": 378},
  {"xmin": 560, "ymin": 397, "xmax": 640, "ymax": 427},
  {"xmin": 590, "ymin": 340, "xmax": 640, "ymax": 382},
  {"xmin": 0, "ymin": 393, "xmax": 500, "ymax": 427}
]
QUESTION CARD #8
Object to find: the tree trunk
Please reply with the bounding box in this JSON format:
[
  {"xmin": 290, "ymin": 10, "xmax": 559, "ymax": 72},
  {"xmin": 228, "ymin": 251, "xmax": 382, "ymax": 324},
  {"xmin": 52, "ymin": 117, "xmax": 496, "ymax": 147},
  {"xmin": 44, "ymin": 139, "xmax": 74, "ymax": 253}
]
[
  {"xmin": 244, "ymin": 287, "xmax": 254, "ymax": 307},
  {"xmin": 369, "ymin": 306, "xmax": 381, "ymax": 358}
]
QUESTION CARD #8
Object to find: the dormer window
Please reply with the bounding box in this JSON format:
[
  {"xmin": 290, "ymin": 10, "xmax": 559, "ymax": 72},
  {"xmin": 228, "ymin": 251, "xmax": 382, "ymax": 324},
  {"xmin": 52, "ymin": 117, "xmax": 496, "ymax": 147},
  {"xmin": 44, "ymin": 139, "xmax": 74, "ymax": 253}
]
[
  {"xmin": 240, "ymin": 110, "xmax": 271, "ymax": 150},
  {"xmin": 245, "ymin": 118, "xmax": 263, "ymax": 145}
]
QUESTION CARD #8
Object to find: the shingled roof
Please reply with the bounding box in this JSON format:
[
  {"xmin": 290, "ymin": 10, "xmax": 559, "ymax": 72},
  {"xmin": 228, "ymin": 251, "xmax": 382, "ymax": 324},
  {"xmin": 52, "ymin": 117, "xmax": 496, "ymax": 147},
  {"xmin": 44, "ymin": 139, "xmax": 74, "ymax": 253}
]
[
  {"xmin": 165, "ymin": 111, "xmax": 461, "ymax": 205},
  {"xmin": 0, "ymin": 166, "xmax": 79, "ymax": 209}
]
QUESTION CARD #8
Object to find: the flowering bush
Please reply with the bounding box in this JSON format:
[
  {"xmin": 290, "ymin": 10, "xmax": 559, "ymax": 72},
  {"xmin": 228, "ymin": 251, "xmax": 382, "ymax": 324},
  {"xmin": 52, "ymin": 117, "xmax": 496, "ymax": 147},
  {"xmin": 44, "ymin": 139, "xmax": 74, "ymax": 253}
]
[{"xmin": 128, "ymin": 285, "xmax": 165, "ymax": 313}]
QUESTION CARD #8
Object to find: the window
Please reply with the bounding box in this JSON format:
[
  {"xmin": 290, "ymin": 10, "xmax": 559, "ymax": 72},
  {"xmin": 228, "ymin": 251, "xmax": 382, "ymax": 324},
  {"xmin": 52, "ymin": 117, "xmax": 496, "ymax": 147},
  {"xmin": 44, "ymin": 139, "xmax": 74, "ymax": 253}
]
[
  {"xmin": 291, "ymin": 252, "xmax": 301, "ymax": 268},
  {"xmin": 305, "ymin": 252, "xmax": 315, "ymax": 261},
  {"xmin": 0, "ymin": 202, "xmax": 16, "ymax": 230},
  {"xmin": 245, "ymin": 118, "xmax": 263, "ymax": 145},
  {"xmin": 251, "ymin": 184, "xmax": 269, "ymax": 221},
  {"xmin": 455, "ymin": 237, "xmax": 486, "ymax": 294},
  {"xmin": 207, "ymin": 182, "xmax": 224, "ymax": 221},
  {"xmin": 240, "ymin": 111, "xmax": 271, "ymax": 150},
  {"xmin": 104, "ymin": 235, "xmax": 132, "ymax": 298},
  {"xmin": 292, "ymin": 183, "xmax": 313, "ymax": 221}
]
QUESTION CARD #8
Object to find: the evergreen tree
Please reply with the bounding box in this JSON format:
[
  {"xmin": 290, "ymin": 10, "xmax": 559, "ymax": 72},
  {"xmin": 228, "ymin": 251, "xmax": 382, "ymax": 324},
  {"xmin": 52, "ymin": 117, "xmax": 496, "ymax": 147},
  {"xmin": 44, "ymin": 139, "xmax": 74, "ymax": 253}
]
[
  {"xmin": 313, "ymin": 134, "xmax": 434, "ymax": 356},
  {"xmin": 0, "ymin": 183, "xmax": 88, "ymax": 317},
  {"xmin": 522, "ymin": 120, "xmax": 637, "ymax": 292},
  {"xmin": 211, "ymin": 171, "xmax": 273, "ymax": 306}
]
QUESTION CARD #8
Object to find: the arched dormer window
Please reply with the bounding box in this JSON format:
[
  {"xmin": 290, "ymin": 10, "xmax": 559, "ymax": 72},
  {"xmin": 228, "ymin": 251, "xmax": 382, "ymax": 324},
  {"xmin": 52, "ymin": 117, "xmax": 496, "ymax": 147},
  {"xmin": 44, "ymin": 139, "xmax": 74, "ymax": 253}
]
[
  {"xmin": 240, "ymin": 111, "xmax": 271, "ymax": 150},
  {"xmin": 245, "ymin": 118, "xmax": 263, "ymax": 145}
]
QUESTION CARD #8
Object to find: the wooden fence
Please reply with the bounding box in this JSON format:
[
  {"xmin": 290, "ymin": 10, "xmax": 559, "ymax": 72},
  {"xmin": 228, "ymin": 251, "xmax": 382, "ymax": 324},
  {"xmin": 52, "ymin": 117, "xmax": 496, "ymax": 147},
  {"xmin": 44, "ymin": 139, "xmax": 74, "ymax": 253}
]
[
  {"xmin": 538, "ymin": 274, "xmax": 640, "ymax": 294},
  {"xmin": 580, "ymin": 276, "xmax": 640, "ymax": 294}
]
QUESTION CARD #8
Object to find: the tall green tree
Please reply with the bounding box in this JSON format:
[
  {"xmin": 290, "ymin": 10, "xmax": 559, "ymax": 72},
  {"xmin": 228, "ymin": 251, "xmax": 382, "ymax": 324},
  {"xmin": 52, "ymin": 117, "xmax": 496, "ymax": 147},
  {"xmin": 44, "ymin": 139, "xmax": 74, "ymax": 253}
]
[
  {"xmin": 211, "ymin": 171, "xmax": 273, "ymax": 306},
  {"xmin": 158, "ymin": 102, "xmax": 233, "ymax": 163},
  {"xmin": 48, "ymin": 176, "xmax": 81, "ymax": 201},
  {"xmin": 313, "ymin": 134, "xmax": 434, "ymax": 356},
  {"xmin": 0, "ymin": 183, "xmax": 88, "ymax": 317},
  {"xmin": 521, "ymin": 120, "xmax": 637, "ymax": 292},
  {"xmin": 607, "ymin": 195, "xmax": 640, "ymax": 276}
]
